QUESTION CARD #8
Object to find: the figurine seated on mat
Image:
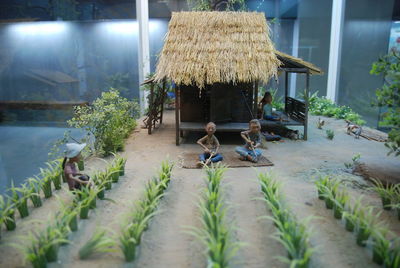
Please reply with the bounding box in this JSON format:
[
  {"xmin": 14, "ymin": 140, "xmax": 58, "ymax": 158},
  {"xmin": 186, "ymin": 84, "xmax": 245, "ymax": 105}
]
[
  {"xmin": 236, "ymin": 119, "xmax": 263, "ymax": 163},
  {"xmin": 196, "ymin": 122, "xmax": 223, "ymax": 167}
]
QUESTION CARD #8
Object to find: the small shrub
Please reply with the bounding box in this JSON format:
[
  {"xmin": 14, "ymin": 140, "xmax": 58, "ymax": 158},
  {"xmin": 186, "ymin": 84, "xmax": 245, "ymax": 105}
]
[{"xmin": 326, "ymin": 129, "xmax": 335, "ymax": 140}]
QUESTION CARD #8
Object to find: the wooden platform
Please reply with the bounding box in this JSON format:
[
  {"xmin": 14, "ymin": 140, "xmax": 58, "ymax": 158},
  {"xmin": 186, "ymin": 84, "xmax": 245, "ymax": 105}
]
[{"xmin": 180, "ymin": 122, "xmax": 249, "ymax": 132}]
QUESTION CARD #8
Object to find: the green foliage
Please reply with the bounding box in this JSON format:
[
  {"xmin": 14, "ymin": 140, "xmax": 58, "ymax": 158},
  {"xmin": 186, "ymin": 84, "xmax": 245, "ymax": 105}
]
[
  {"xmin": 187, "ymin": 0, "xmax": 246, "ymax": 11},
  {"xmin": 118, "ymin": 159, "xmax": 174, "ymax": 262},
  {"xmin": 370, "ymin": 52, "xmax": 400, "ymax": 157},
  {"xmin": 326, "ymin": 129, "xmax": 335, "ymax": 140},
  {"xmin": 9, "ymin": 182, "xmax": 31, "ymax": 218},
  {"xmin": 188, "ymin": 164, "xmax": 240, "ymax": 268},
  {"xmin": 370, "ymin": 178, "xmax": 399, "ymax": 211},
  {"xmin": 259, "ymin": 171, "xmax": 314, "ymax": 267},
  {"xmin": 68, "ymin": 89, "xmax": 139, "ymax": 156},
  {"xmin": 0, "ymin": 195, "xmax": 16, "ymax": 233},
  {"xmin": 307, "ymin": 92, "xmax": 365, "ymax": 126},
  {"xmin": 79, "ymin": 228, "xmax": 116, "ymax": 259},
  {"xmin": 344, "ymin": 153, "xmax": 361, "ymax": 169}
]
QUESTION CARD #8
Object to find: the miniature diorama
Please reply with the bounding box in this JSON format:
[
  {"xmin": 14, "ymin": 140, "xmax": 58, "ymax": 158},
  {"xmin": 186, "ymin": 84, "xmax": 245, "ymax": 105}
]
[{"xmin": 0, "ymin": 1, "xmax": 399, "ymax": 268}]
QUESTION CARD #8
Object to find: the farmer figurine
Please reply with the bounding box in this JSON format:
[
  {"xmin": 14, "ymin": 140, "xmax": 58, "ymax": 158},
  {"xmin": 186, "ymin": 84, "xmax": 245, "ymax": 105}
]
[
  {"xmin": 62, "ymin": 143, "xmax": 92, "ymax": 191},
  {"xmin": 236, "ymin": 119, "xmax": 263, "ymax": 163},
  {"xmin": 197, "ymin": 122, "xmax": 223, "ymax": 167}
]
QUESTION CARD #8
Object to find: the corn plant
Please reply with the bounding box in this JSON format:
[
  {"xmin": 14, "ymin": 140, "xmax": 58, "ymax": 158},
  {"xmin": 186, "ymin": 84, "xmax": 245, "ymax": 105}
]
[
  {"xmin": 0, "ymin": 195, "xmax": 16, "ymax": 231},
  {"xmin": 40, "ymin": 174, "xmax": 53, "ymax": 199},
  {"xmin": 354, "ymin": 206, "xmax": 381, "ymax": 247},
  {"xmin": 14, "ymin": 231, "xmax": 47, "ymax": 268},
  {"xmin": 259, "ymin": 172, "xmax": 314, "ymax": 268},
  {"xmin": 118, "ymin": 159, "xmax": 174, "ymax": 262},
  {"xmin": 370, "ymin": 178, "xmax": 398, "ymax": 210},
  {"xmin": 332, "ymin": 190, "xmax": 349, "ymax": 219},
  {"xmin": 10, "ymin": 182, "xmax": 31, "ymax": 218},
  {"xmin": 314, "ymin": 175, "xmax": 331, "ymax": 200},
  {"xmin": 188, "ymin": 164, "xmax": 240, "ymax": 268},
  {"xmin": 371, "ymin": 227, "xmax": 391, "ymax": 265},
  {"xmin": 45, "ymin": 160, "xmax": 63, "ymax": 191},
  {"xmin": 78, "ymin": 159, "xmax": 85, "ymax": 171},
  {"xmin": 74, "ymin": 186, "xmax": 97, "ymax": 219},
  {"xmin": 321, "ymin": 179, "xmax": 340, "ymax": 210},
  {"xmin": 28, "ymin": 178, "xmax": 43, "ymax": 208},
  {"xmin": 385, "ymin": 239, "xmax": 400, "ymax": 268},
  {"xmin": 79, "ymin": 228, "xmax": 116, "ymax": 259},
  {"xmin": 112, "ymin": 153, "xmax": 127, "ymax": 176},
  {"xmin": 0, "ymin": 195, "xmax": 15, "ymax": 237}
]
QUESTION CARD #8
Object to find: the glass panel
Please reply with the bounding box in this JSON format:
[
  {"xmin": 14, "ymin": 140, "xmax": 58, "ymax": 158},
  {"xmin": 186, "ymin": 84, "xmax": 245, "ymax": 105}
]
[
  {"xmin": 0, "ymin": 1, "xmax": 138, "ymax": 193},
  {"xmin": 338, "ymin": 0, "xmax": 396, "ymax": 127}
]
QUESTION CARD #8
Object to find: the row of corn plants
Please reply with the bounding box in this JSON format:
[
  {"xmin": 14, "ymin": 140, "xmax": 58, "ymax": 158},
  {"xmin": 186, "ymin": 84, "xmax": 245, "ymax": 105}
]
[
  {"xmin": 315, "ymin": 175, "xmax": 400, "ymax": 267},
  {"xmin": 117, "ymin": 160, "xmax": 174, "ymax": 262},
  {"xmin": 0, "ymin": 159, "xmax": 64, "ymax": 238},
  {"xmin": 370, "ymin": 178, "xmax": 400, "ymax": 219},
  {"xmin": 13, "ymin": 155, "xmax": 127, "ymax": 268},
  {"xmin": 259, "ymin": 172, "xmax": 314, "ymax": 268},
  {"xmin": 189, "ymin": 164, "xmax": 240, "ymax": 268}
]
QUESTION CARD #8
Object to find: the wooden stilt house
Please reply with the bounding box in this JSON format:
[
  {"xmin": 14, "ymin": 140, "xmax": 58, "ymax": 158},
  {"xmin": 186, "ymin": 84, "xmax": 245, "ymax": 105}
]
[{"xmin": 153, "ymin": 11, "xmax": 280, "ymax": 145}]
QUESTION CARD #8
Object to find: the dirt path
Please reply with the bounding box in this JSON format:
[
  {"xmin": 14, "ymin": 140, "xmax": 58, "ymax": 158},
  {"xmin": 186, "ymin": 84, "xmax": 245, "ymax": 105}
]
[{"xmin": 223, "ymin": 168, "xmax": 286, "ymax": 268}]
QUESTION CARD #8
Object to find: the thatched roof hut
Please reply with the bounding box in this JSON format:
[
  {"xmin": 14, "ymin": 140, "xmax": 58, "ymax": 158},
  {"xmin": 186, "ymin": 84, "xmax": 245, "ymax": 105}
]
[
  {"xmin": 276, "ymin": 51, "xmax": 323, "ymax": 75},
  {"xmin": 154, "ymin": 11, "xmax": 280, "ymax": 88}
]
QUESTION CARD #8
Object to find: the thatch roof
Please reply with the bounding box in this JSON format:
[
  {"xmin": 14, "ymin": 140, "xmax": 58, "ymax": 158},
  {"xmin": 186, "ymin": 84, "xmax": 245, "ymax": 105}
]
[
  {"xmin": 276, "ymin": 51, "xmax": 323, "ymax": 75},
  {"xmin": 154, "ymin": 11, "xmax": 280, "ymax": 88}
]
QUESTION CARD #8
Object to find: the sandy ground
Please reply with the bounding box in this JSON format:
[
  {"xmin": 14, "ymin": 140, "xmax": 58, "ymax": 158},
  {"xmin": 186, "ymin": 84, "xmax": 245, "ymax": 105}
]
[{"xmin": 0, "ymin": 110, "xmax": 399, "ymax": 268}]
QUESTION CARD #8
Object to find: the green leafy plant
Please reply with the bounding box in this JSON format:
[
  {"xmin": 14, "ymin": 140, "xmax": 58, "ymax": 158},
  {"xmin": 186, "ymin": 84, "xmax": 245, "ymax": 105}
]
[
  {"xmin": 344, "ymin": 153, "xmax": 361, "ymax": 169},
  {"xmin": 314, "ymin": 175, "xmax": 331, "ymax": 200},
  {"xmin": 187, "ymin": 0, "xmax": 246, "ymax": 11},
  {"xmin": 10, "ymin": 182, "xmax": 31, "ymax": 218},
  {"xmin": 68, "ymin": 89, "xmax": 139, "ymax": 156},
  {"xmin": 370, "ymin": 51, "xmax": 400, "ymax": 156},
  {"xmin": 306, "ymin": 91, "xmax": 365, "ymax": 125},
  {"xmin": 0, "ymin": 195, "xmax": 16, "ymax": 236},
  {"xmin": 370, "ymin": 178, "xmax": 398, "ymax": 210},
  {"xmin": 259, "ymin": 171, "xmax": 314, "ymax": 267},
  {"xmin": 28, "ymin": 178, "xmax": 43, "ymax": 208},
  {"xmin": 118, "ymin": 159, "xmax": 174, "ymax": 262},
  {"xmin": 188, "ymin": 164, "xmax": 240, "ymax": 267},
  {"xmin": 112, "ymin": 153, "xmax": 127, "ymax": 176},
  {"xmin": 326, "ymin": 129, "xmax": 335, "ymax": 140},
  {"xmin": 79, "ymin": 228, "xmax": 116, "ymax": 259},
  {"xmin": 40, "ymin": 173, "xmax": 53, "ymax": 199}
]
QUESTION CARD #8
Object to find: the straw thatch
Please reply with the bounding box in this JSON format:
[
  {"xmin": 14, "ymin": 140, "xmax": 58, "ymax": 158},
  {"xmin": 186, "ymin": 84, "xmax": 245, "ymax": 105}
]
[
  {"xmin": 276, "ymin": 50, "xmax": 323, "ymax": 75},
  {"xmin": 154, "ymin": 11, "xmax": 280, "ymax": 88}
]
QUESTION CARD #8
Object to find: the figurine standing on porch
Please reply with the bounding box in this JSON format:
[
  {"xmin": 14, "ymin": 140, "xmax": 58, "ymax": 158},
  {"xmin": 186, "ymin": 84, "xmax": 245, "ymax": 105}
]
[
  {"xmin": 197, "ymin": 122, "xmax": 223, "ymax": 167},
  {"xmin": 236, "ymin": 119, "xmax": 263, "ymax": 163}
]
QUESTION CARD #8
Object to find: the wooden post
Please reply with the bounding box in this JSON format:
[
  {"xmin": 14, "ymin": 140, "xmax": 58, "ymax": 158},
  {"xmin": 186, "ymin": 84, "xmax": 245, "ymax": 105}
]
[
  {"xmin": 148, "ymin": 83, "xmax": 154, "ymax": 135},
  {"xmin": 304, "ymin": 71, "xmax": 310, "ymax": 141},
  {"xmin": 253, "ymin": 81, "xmax": 258, "ymax": 118},
  {"xmin": 284, "ymin": 71, "xmax": 289, "ymax": 114},
  {"xmin": 175, "ymin": 86, "xmax": 180, "ymax": 145},
  {"xmin": 160, "ymin": 79, "xmax": 166, "ymax": 124}
]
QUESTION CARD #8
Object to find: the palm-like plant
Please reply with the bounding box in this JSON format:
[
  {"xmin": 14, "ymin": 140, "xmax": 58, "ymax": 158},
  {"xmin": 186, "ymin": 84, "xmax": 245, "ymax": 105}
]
[
  {"xmin": 370, "ymin": 178, "xmax": 398, "ymax": 210},
  {"xmin": 10, "ymin": 182, "xmax": 31, "ymax": 218},
  {"xmin": 118, "ymin": 159, "xmax": 174, "ymax": 262},
  {"xmin": 79, "ymin": 228, "xmax": 116, "ymax": 259},
  {"xmin": 28, "ymin": 178, "xmax": 43, "ymax": 208},
  {"xmin": 0, "ymin": 195, "xmax": 16, "ymax": 231},
  {"xmin": 258, "ymin": 172, "xmax": 314, "ymax": 268}
]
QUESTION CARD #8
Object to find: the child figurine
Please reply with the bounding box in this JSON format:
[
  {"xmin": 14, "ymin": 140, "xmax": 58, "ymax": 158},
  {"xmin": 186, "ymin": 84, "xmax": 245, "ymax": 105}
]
[
  {"xmin": 236, "ymin": 119, "xmax": 262, "ymax": 163},
  {"xmin": 197, "ymin": 122, "xmax": 223, "ymax": 167},
  {"xmin": 260, "ymin": 91, "xmax": 281, "ymax": 121},
  {"xmin": 62, "ymin": 143, "xmax": 92, "ymax": 191}
]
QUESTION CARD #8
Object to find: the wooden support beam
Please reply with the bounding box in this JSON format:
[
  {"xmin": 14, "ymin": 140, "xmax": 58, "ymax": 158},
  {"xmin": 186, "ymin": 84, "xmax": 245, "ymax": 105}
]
[
  {"xmin": 175, "ymin": 86, "xmax": 180, "ymax": 145},
  {"xmin": 160, "ymin": 79, "xmax": 166, "ymax": 124},
  {"xmin": 148, "ymin": 83, "xmax": 154, "ymax": 135},
  {"xmin": 304, "ymin": 71, "xmax": 310, "ymax": 141},
  {"xmin": 284, "ymin": 71, "xmax": 289, "ymax": 114},
  {"xmin": 253, "ymin": 81, "xmax": 258, "ymax": 118}
]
